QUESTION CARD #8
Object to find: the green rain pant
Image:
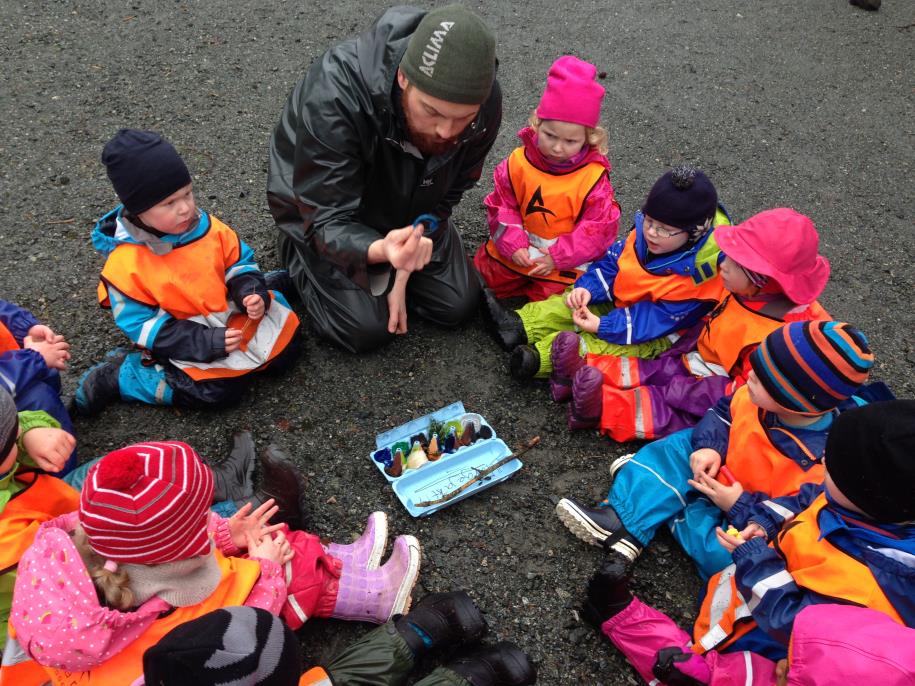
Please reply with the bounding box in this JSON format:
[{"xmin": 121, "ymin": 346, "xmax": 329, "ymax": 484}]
[
  {"xmin": 517, "ymin": 292, "xmax": 673, "ymax": 378},
  {"xmin": 322, "ymin": 622, "xmax": 469, "ymax": 686}
]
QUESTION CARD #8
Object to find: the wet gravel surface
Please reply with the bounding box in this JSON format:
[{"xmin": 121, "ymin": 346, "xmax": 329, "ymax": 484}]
[{"xmin": 2, "ymin": 1, "xmax": 913, "ymax": 682}]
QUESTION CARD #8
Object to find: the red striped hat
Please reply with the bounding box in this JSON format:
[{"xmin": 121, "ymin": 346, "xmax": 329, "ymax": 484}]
[{"xmin": 80, "ymin": 441, "xmax": 214, "ymax": 564}]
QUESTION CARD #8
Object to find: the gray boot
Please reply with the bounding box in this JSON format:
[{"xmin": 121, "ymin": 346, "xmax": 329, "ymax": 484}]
[
  {"xmin": 245, "ymin": 445, "xmax": 307, "ymax": 530},
  {"xmin": 211, "ymin": 431, "xmax": 257, "ymax": 503}
]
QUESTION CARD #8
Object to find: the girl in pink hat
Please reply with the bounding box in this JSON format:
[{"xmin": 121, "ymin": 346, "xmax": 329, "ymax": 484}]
[
  {"xmin": 568, "ymin": 208, "xmax": 832, "ymax": 442},
  {"xmin": 7, "ymin": 442, "xmax": 421, "ymax": 685},
  {"xmin": 474, "ymin": 55, "xmax": 621, "ymax": 302}
]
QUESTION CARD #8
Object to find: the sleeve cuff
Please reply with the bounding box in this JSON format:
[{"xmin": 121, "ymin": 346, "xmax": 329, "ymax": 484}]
[{"xmin": 732, "ymin": 535, "xmax": 767, "ymax": 563}]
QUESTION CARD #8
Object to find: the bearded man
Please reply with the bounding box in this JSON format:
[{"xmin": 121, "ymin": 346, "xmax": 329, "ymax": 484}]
[{"xmin": 267, "ymin": 5, "xmax": 502, "ymax": 352}]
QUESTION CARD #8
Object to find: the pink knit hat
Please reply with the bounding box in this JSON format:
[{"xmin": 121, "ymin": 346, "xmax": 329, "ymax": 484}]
[
  {"xmin": 80, "ymin": 441, "xmax": 214, "ymax": 565},
  {"xmin": 715, "ymin": 208, "xmax": 830, "ymax": 304},
  {"xmin": 536, "ymin": 56, "xmax": 605, "ymax": 128}
]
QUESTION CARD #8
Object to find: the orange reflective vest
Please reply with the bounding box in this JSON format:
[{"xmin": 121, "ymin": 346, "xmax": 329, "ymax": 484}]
[
  {"xmin": 612, "ymin": 231, "xmax": 724, "ymax": 309},
  {"xmin": 485, "ymin": 147, "xmax": 609, "ymax": 285},
  {"xmin": 0, "ymin": 471, "xmax": 79, "ymax": 575},
  {"xmin": 696, "ymin": 295, "xmax": 829, "ymax": 376},
  {"xmin": 692, "ymin": 493, "xmax": 902, "ymax": 653},
  {"xmin": 300, "ymin": 667, "xmax": 333, "ymax": 685},
  {"xmin": 38, "ymin": 551, "xmax": 263, "ymax": 686},
  {"xmin": 717, "ymin": 387, "xmax": 824, "ymax": 497},
  {"xmin": 0, "ymin": 322, "xmax": 17, "ymax": 356},
  {"xmin": 96, "ymin": 215, "xmax": 299, "ymax": 381}
]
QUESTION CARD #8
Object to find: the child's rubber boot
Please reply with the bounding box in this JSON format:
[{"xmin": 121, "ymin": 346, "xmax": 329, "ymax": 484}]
[
  {"xmin": 395, "ymin": 590, "xmax": 488, "ymax": 655},
  {"xmin": 567, "ymin": 365, "xmax": 602, "ymax": 430},
  {"xmin": 549, "ymin": 331, "xmax": 584, "ymax": 402},
  {"xmin": 246, "ymin": 445, "xmax": 307, "ymax": 530},
  {"xmin": 72, "ymin": 348, "xmax": 128, "ymax": 416},
  {"xmin": 330, "ymin": 535, "xmax": 421, "ymax": 624},
  {"xmin": 481, "ymin": 288, "xmax": 526, "ymax": 351},
  {"xmin": 444, "ymin": 642, "xmax": 537, "ymax": 686},
  {"xmin": 211, "ymin": 431, "xmax": 257, "ymax": 504},
  {"xmin": 509, "ymin": 345, "xmax": 539, "ymax": 381},
  {"xmin": 652, "ymin": 647, "xmax": 712, "ymax": 686},
  {"xmin": 327, "ymin": 511, "xmax": 389, "ymax": 571},
  {"xmin": 554, "ymin": 498, "xmax": 643, "ymax": 563},
  {"xmin": 581, "ymin": 558, "xmax": 633, "ymax": 628}
]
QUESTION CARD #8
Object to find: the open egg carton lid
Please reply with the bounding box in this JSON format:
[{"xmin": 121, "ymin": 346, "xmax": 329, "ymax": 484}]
[{"xmin": 370, "ymin": 401, "xmax": 522, "ymax": 517}]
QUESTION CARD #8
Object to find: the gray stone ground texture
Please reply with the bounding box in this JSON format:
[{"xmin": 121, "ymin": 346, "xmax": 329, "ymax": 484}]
[{"xmin": 1, "ymin": 1, "xmax": 913, "ymax": 683}]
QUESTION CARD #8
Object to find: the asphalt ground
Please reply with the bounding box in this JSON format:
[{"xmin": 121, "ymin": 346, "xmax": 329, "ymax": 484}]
[{"xmin": 1, "ymin": 1, "xmax": 913, "ymax": 682}]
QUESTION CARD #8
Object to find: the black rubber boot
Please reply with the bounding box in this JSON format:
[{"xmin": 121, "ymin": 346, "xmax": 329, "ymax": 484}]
[
  {"xmin": 509, "ymin": 345, "xmax": 540, "ymax": 380},
  {"xmin": 211, "ymin": 431, "xmax": 257, "ymax": 503},
  {"xmin": 73, "ymin": 349, "xmax": 128, "ymax": 417},
  {"xmin": 394, "ymin": 591, "xmax": 488, "ymax": 656},
  {"xmin": 480, "ymin": 288, "xmax": 527, "ymax": 351},
  {"xmin": 581, "ymin": 558, "xmax": 633, "ymax": 628},
  {"xmin": 247, "ymin": 445, "xmax": 306, "ymax": 530},
  {"xmin": 446, "ymin": 642, "xmax": 537, "ymax": 686}
]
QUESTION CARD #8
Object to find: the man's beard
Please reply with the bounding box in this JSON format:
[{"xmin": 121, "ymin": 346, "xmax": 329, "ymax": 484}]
[{"xmin": 402, "ymin": 92, "xmax": 460, "ymax": 157}]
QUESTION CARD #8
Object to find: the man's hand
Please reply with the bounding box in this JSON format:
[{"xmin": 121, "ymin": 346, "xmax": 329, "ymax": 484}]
[
  {"xmin": 511, "ymin": 248, "xmax": 533, "ymax": 268},
  {"xmin": 369, "ymin": 225, "xmax": 433, "ymax": 272},
  {"xmin": 386, "ymin": 270, "xmax": 410, "ymax": 334},
  {"xmin": 24, "ymin": 334, "xmax": 71, "ymax": 371},
  {"xmin": 21, "ymin": 427, "xmax": 75, "ymax": 472},
  {"xmin": 689, "ymin": 470, "xmax": 744, "ymax": 512},
  {"xmin": 565, "ymin": 287, "xmax": 592, "ymax": 310},
  {"xmin": 527, "ymin": 253, "xmax": 555, "ymax": 277},
  {"xmin": 689, "ymin": 448, "xmax": 722, "ymax": 478},
  {"xmin": 572, "ymin": 306, "xmax": 600, "ymax": 334},
  {"xmin": 224, "ymin": 328, "xmax": 243, "ymax": 353},
  {"xmin": 243, "ymin": 294, "xmax": 266, "ymax": 320}
]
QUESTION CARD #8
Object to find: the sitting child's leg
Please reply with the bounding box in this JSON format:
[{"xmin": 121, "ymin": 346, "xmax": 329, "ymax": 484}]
[{"xmin": 668, "ymin": 497, "xmax": 731, "ymax": 580}]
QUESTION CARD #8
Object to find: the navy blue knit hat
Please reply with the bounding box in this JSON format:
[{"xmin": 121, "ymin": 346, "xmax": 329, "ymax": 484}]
[
  {"xmin": 101, "ymin": 129, "xmax": 191, "ymax": 215},
  {"xmin": 642, "ymin": 164, "xmax": 718, "ymax": 241},
  {"xmin": 749, "ymin": 321, "xmax": 874, "ymax": 414}
]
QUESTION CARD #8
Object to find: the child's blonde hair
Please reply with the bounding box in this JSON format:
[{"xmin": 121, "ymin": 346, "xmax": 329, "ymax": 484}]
[
  {"xmin": 72, "ymin": 525, "xmax": 135, "ymax": 611},
  {"xmin": 529, "ymin": 112, "xmax": 609, "ymax": 156}
]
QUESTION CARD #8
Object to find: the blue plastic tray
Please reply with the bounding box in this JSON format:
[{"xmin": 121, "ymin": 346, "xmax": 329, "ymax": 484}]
[{"xmin": 369, "ymin": 402, "xmax": 522, "ymax": 517}]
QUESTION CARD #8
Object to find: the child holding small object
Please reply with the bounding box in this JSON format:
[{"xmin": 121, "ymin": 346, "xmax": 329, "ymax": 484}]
[
  {"xmin": 475, "ymin": 56, "xmax": 621, "ymax": 302},
  {"xmin": 74, "ymin": 129, "xmax": 301, "ymax": 416},
  {"xmin": 8, "ymin": 442, "xmax": 422, "ymax": 685},
  {"xmin": 484, "ymin": 164, "xmax": 729, "ymax": 385},
  {"xmin": 567, "ymin": 207, "xmax": 831, "ymax": 441},
  {"xmin": 580, "ymin": 400, "xmax": 915, "ymax": 684},
  {"xmin": 556, "ymin": 321, "xmax": 875, "ymax": 579}
]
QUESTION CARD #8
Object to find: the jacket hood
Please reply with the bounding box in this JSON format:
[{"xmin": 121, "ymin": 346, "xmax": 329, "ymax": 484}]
[
  {"xmin": 11, "ymin": 512, "xmax": 170, "ymax": 671},
  {"xmin": 632, "ymin": 210, "xmax": 723, "ymax": 277},
  {"xmin": 91, "ymin": 206, "xmax": 210, "ymax": 258}
]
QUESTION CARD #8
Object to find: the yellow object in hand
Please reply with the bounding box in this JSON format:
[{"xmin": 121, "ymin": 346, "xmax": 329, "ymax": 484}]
[{"xmin": 726, "ymin": 525, "xmax": 744, "ymax": 541}]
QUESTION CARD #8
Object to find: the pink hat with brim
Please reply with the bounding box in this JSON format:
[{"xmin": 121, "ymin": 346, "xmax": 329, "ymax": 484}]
[{"xmin": 715, "ymin": 208, "xmax": 830, "ymax": 304}]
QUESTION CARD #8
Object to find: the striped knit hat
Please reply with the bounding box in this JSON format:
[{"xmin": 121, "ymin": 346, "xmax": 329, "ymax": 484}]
[
  {"xmin": 80, "ymin": 441, "xmax": 214, "ymax": 565},
  {"xmin": 749, "ymin": 321, "xmax": 874, "ymax": 414}
]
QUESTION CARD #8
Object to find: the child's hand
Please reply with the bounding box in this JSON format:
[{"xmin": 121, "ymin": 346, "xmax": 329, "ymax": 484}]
[
  {"xmin": 228, "ymin": 499, "xmax": 283, "ymax": 549},
  {"xmin": 689, "ymin": 470, "xmax": 744, "ymax": 512},
  {"xmin": 715, "ymin": 522, "xmax": 766, "ymax": 552},
  {"xmin": 386, "ymin": 270, "xmax": 410, "ymax": 334},
  {"xmin": 511, "ymin": 248, "xmax": 532, "ymax": 268},
  {"xmin": 224, "ymin": 328, "xmax": 243, "ymax": 353},
  {"xmin": 689, "ymin": 448, "xmax": 721, "ymax": 478},
  {"xmin": 565, "ymin": 287, "xmax": 592, "ymax": 310},
  {"xmin": 243, "ymin": 294, "xmax": 265, "ymax": 320},
  {"xmin": 572, "ymin": 306, "xmax": 600, "ymax": 334},
  {"xmin": 21, "ymin": 427, "xmax": 75, "ymax": 472},
  {"xmin": 528, "ymin": 254, "xmax": 555, "ymax": 277},
  {"xmin": 245, "ymin": 530, "xmax": 294, "ymax": 566},
  {"xmin": 27, "ymin": 324, "xmax": 61, "ymax": 343},
  {"xmin": 24, "ymin": 334, "xmax": 71, "ymax": 371}
]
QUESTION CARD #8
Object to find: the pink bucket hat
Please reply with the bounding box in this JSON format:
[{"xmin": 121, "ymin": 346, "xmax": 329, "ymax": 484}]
[
  {"xmin": 536, "ymin": 56, "xmax": 605, "ymax": 129},
  {"xmin": 715, "ymin": 208, "xmax": 830, "ymax": 304}
]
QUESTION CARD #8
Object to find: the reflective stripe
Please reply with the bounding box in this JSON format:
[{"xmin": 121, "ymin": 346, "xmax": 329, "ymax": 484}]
[
  {"xmin": 699, "ymin": 624, "xmax": 729, "ymax": 651},
  {"xmin": 633, "ymin": 387, "xmax": 646, "ymax": 439},
  {"xmin": 109, "ymin": 287, "xmax": 127, "ymax": 320},
  {"xmin": 285, "ymin": 593, "xmax": 309, "ymax": 624},
  {"xmin": 684, "ymin": 350, "xmax": 728, "ymax": 378},
  {"xmin": 748, "ymin": 569, "xmax": 794, "ymax": 612},
  {"xmin": 137, "ymin": 307, "xmax": 170, "ymax": 348},
  {"xmin": 224, "ymin": 263, "xmax": 251, "ymax": 282},
  {"xmin": 0, "ymin": 370, "xmax": 15, "ymax": 394},
  {"xmin": 623, "ymin": 306, "xmax": 633, "ymax": 345},
  {"xmin": 154, "ymin": 378, "xmax": 169, "ymax": 404},
  {"xmin": 596, "ymin": 269, "xmax": 612, "ymax": 300},
  {"xmin": 743, "ymin": 651, "xmax": 753, "ymax": 686},
  {"xmin": 619, "ymin": 358, "xmax": 632, "ymax": 388},
  {"xmin": 1, "ymin": 637, "xmax": 30, "ymax": 666},
  {"xmin": 761, "ymin": 499, "xmax": 795, "ymax": 522}
]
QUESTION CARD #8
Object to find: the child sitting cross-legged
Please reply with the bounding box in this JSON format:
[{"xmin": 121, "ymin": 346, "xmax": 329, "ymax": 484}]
[
  {"xmin": 8, "ymin": 442, "xmax": 421, "ymax": 685},
  {"xmin": 580, "ymin": 399, "xmax": 915, "ymax": 684},
  {"xmin": 556, "ymin": 321, "xmax": 875, "ymax": 579}
]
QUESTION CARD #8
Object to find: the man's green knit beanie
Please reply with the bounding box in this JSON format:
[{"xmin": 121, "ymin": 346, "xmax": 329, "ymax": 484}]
[{"xmin": 400, "ymin": 4, "xmax": 496, "ymax": 105}]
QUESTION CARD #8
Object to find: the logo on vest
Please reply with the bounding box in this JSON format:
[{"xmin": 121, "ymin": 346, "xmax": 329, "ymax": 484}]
[
  {"xmin": 419, "ymin": 21, "xmax": 455, "ymax": 78},
  {"xmin": 525, "ymin": 186, "xmax": 556, "ymax": 224}
]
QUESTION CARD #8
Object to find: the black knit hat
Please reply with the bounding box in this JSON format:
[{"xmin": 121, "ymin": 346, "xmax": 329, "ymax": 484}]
[
  {"xmin": 826, "ymin": 400, "xmax": 915, "ymax": 523},
  {"xmin": 101, "ymin": 128, "xmax": 192, "ymax": 215},
  {"xmin": 642, "ymin": 164, "xmax": 718, "ymax": 241},
  {"xmin": 400, "ymin": 4, "xmax": 496, "ymax": 105},
  {"xmin": 143, "ymin": 607, "xmax": 302, "ymax": 686},
  {"xmin": 0, "ymin": 388, "xmax": 17, "ymax": 464}
]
